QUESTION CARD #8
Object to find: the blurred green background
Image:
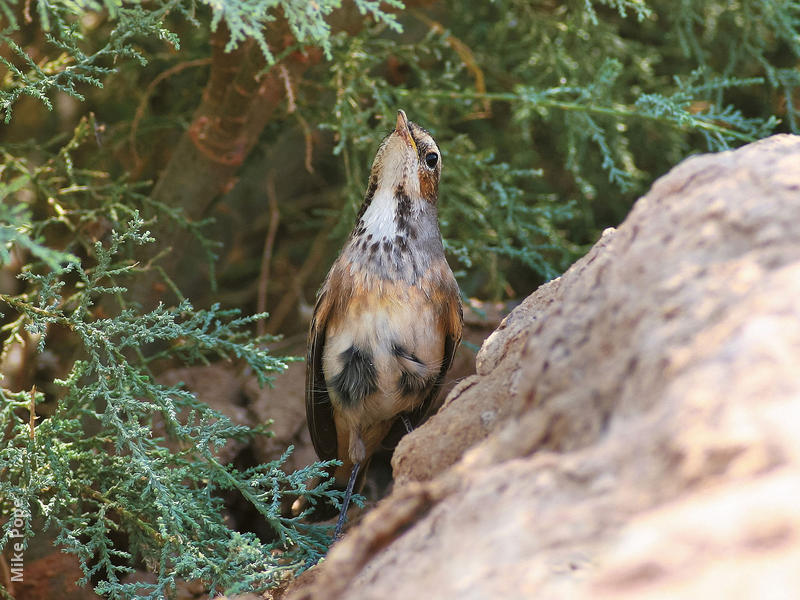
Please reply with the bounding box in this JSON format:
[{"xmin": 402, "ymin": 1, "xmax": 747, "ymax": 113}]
[{"xmin": 3, "ymin": 0, "xmax": 796, "ymax": 328}]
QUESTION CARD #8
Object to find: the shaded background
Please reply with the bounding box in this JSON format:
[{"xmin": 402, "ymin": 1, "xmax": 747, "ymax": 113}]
[{"xmin": 3, "ymin": 0, "xmax": 797, "ymax": 330}]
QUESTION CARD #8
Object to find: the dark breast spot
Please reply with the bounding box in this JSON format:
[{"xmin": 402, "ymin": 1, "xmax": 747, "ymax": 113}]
[
  {"xmin": 367, "ymin": 179, "xmax": 378, "ymax": 198},
  {"xmin": 392, "ymin": 344, "xmax": 434, "ymax": 397},
  {"xmin": 394, "ymin": 186, "xmax": 413, "ymax": 234},
  {"xmin": 393, "ymin": 343, "xmax": 422, "ymax": 364},
  {"xmin": 329, "ymin": 346, "xmax": 378, "ymax": 407},
  {"xmin": 396, "ymin": 214, "xmax": 409, "ymax": 232},
  {"xmin": 399, "ymin": 371, "xmax": 431, "ymax": 397}
]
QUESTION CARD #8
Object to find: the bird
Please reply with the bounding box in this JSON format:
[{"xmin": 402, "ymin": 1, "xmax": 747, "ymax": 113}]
[{"xmin": 305, "ymin": 109, "xmax": 463, "ymax": 538}]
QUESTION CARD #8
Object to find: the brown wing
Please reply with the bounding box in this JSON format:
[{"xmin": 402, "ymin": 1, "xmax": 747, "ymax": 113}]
[
  {"xmin": 305, "ymin": 289, "xmax": 338, "ymax": 461},
  {"xmin": 408, "ymin": 289, "xmax": 463, "ymax": 428}
]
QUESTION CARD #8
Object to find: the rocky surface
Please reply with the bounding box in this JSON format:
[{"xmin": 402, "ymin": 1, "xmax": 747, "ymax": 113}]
[{"xmin": 282, "ymin": 134, "xmax": 800, "ymax": 600}]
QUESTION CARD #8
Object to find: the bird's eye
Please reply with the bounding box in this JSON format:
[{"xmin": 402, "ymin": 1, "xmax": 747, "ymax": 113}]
[{"xmin": 424, "ymin": 152, "xmax": 439, "ymax": 169}]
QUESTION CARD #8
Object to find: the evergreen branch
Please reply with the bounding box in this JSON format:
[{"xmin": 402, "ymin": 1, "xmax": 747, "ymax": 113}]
[
  {"xmin": 399, "ymin": 87, "xmax": 766, "ymax": 143},
  {"xmin": 1, "ymin": 0, "xmax": 407, "ymax": 123},
  {"xmin": 0, "ymin": 124, "xmax": 341, "ymax": 598}
]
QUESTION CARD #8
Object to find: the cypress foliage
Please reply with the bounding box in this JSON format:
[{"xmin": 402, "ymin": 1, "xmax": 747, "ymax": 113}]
[{"xmin": 0, "ymin": 118, "xmax": 347, "ymax": 598}]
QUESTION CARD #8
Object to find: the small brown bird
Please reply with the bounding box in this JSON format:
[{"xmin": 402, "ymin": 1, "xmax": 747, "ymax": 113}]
[{"xmin": 306, "ymin": 110, "xmax": 462, "ymax": 537}]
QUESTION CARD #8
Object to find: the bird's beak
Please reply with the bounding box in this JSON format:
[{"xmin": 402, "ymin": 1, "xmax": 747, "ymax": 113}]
[{"xmin": 395, "ymin": 110, "xmax": 417, "ymax": 154}]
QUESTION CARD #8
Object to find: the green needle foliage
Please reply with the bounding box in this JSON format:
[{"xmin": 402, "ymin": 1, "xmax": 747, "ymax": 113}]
[
  {"xmin": 0, "ymin": 120, "xmax": 347, "ymax": 598},
  {"xmin": 4, "ymin": 1, "xmax": 798, "ymax": 296},
  {"xmin": 0, "ymin": 0, "xmax": 403, "ymax": 123},
  {"xmin": 297, "ymin": 0, "xmax": 797, "ymax": 295}
]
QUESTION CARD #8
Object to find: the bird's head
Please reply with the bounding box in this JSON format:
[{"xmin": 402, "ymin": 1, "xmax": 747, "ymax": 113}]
[{"xmin": 369, "ymin": 109, "xmax": 442, "ymax": 205}]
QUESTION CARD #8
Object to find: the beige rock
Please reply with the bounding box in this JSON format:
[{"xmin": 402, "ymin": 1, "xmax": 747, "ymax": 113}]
[{"xmin": 284, "ymin": 134, "xmax": 800, "ymax": 600}]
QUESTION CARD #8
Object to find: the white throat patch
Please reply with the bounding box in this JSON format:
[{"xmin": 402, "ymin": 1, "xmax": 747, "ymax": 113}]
[
  {"xmin": 361, "ymin": 186, "xmax": 399, "ymax": 239},
  {"xmin": 360, "ymin": 183, "xmax": 422, "ymax": 240}
]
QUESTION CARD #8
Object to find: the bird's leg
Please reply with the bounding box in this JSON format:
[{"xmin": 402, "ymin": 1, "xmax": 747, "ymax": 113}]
[
  {"xmin": 334, "ymin": 461, "xmax": 361, "ymax": 540},
  {"xmin": 401, "ymin": 414, "xmax": 414, "ymax": 434}
]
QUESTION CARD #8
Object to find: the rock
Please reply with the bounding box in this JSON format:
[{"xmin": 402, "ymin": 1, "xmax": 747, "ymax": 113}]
[{"xmin": 284, "ymin": 134, "xmax": 800, "ymax": 600}]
